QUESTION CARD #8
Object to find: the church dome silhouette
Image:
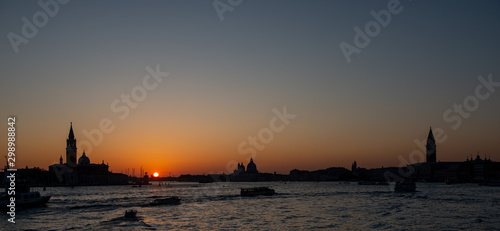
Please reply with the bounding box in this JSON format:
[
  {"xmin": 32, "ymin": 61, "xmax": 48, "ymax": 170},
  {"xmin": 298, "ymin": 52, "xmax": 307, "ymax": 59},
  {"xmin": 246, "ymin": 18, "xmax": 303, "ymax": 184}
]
[
  {"xmin": 78, "ymin": 151, "xmax": 90, "ymax": 165},
  {"xmin": 246, "ymin": 158, "xmax": 258, "ymax": 174}
]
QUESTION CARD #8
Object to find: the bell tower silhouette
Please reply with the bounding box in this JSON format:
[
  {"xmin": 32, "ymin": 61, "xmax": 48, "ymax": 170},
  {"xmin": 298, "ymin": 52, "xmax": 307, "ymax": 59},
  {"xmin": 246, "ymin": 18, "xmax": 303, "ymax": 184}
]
[
  {"xmin": 66, "ymin": 122, "xmax": 77, "ymax": 167},
  {"xmin": 426, "ymin": 127, "xmax": 436, "ymax": 163}
]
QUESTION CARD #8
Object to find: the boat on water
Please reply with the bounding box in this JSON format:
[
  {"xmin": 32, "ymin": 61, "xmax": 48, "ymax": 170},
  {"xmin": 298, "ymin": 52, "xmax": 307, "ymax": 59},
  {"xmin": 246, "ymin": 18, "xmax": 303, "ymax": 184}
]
[
  {"xmin": 124, "ymin": 209, "xmax": 138, "ymax": 218},
  {"xmin": 1, "ymin": 191, "xmax": 51, "ymax": 207},
  {"xmin": 1, "ymin": 172, "xmax": 51, "ymax": 208},
  {"xmin": 241, "ymin": 187, "xmax": 275, "ymax": 196},
  {"xmin": 150, "ymin": 196, "xmax": 181, "ymax": 206},
  {"xmin": 358, "ymin": 181, "xmax": 389, "ymax": 185},
  {"xmin": 394, "ymin": 180, "xmax": 417, "ymax": 192},
  {"xmin": 479, "ymin": 181, "xmax": 500, "ymax": 187}
]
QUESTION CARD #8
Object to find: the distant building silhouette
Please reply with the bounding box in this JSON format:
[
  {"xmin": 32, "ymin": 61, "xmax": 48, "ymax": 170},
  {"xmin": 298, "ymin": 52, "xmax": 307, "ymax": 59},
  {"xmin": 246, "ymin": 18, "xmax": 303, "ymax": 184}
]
[
  {"xmin": 426, "ymin": 127, "xmax": 436, "ymax": 163},
  {"xmin": 230, "ymin": 158, "xmax": 272, "ymax": 181},
  {"xmin": 246, "ymin": 158, "xmax": 258, "ymax": 174},
  {"xmin": 48, "ymin": 123, "xmax": 127, "ymax": 186},
  {"xmin": 404, "ymin": 127, "xmax": 500, "ymax": 183},
  {"xmin": 232, "ymin": 158, "xmax": 259, "ymax": 175},
  {"xmin": 66, "ymin": 122, "xmax": 77, "ymax": 166},
  {"xmin": 78, "ymin": 151, "xmax": 90, "ymax": 165},
  {"xmin": 234, "ymin": 162, "xmax": 245, "ymax": 174},
  {"xmin": 289, "ymin": 167, "xmax": 352, "ymax": 181}
]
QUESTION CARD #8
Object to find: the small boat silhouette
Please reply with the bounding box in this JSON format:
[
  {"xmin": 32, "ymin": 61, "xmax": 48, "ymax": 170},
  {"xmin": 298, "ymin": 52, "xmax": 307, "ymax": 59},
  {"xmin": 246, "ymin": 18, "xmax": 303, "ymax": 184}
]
[
  {"xmin": 124, "ymin": 209, "xmax": 138, "ymax": 218},
  {"xmin": 394, "ymin": 180, "xmax": 417, "ymax": 192},
  {"xmin": 150, "ymin": 196, "xmax": 181, "ymax": 206},
  {"xmin": 1, "ymin": 177, "xmax": 51, "ymax": 208},
  {"xmin": 241, "ymin": 187, "xmax": 275, "ymax": 196}
]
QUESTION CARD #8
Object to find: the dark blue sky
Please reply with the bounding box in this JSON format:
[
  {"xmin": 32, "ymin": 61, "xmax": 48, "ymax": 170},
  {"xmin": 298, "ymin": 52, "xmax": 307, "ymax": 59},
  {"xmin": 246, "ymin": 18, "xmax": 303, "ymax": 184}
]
[{"xmin": 1, "ymin": 0, "xmax": 499, "ymax": 174}]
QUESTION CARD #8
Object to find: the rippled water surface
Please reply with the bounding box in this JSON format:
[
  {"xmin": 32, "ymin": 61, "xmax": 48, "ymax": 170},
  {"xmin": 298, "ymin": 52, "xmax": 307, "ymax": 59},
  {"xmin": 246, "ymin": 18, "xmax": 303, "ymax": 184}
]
[{"xmin": 1, "ymin": 182, "xmax": 499, "ymax": 230}]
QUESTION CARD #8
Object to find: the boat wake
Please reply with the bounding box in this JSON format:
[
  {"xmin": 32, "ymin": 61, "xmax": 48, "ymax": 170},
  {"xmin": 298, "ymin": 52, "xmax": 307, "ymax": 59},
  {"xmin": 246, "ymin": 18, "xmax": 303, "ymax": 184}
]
[{"xmin": 100, "ymin": 215, "xmax": 155, "ymax": 230}]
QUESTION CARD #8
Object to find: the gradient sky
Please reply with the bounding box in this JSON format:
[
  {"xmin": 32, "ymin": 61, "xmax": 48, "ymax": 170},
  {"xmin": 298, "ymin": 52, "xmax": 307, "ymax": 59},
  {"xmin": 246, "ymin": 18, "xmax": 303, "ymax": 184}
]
[{"xmin": 1, "ymin": 0, "xmax": 500, "ymax": 176}]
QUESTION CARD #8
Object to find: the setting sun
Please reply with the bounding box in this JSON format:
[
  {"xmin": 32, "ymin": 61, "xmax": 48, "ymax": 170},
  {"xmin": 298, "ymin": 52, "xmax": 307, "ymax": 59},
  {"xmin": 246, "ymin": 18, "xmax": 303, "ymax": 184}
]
[{"xmin": 153, "ymin": 172, "xmax": 159, "ymax": 177}]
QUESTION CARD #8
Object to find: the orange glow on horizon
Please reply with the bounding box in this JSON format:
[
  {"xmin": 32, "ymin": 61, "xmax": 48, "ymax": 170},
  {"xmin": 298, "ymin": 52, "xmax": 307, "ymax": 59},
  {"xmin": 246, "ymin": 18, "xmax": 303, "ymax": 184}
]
[{"xmin": 4, "ymin": 115, "xmax": 500, "ymax": 176}]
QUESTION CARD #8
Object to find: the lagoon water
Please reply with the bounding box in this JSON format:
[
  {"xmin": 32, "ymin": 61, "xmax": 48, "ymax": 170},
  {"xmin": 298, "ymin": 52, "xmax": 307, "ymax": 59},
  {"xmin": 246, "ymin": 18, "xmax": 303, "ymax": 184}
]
[{"xmin": 1, "ymin": 182, "xmax": 499, "ymax": 230}]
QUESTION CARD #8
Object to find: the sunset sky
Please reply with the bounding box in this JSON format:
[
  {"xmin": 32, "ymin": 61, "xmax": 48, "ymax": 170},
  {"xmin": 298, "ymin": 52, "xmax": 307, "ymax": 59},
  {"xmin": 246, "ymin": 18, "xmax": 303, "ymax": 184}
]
[{"xmin": 1, "ymin": 0, "xmax": 499, "ymax": 176}]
